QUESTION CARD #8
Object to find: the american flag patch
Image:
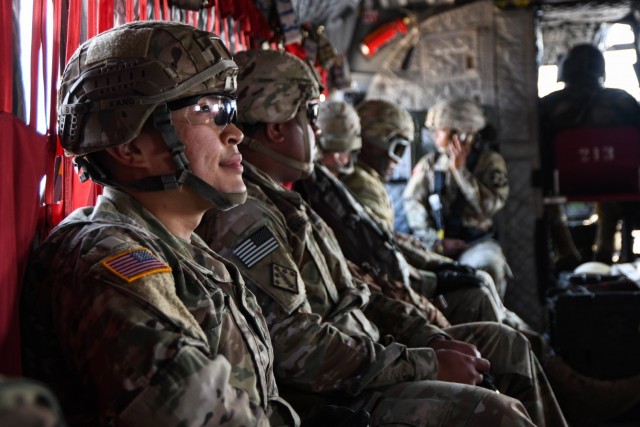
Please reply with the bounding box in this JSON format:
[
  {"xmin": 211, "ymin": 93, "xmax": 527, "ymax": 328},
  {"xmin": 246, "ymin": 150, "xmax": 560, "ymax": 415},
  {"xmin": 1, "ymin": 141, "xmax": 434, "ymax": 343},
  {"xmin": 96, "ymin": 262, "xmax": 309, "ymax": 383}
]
[
  {"xmin": 233, "ymin": 226, "xmax": 279, "ymax": 268},
  {"xmin": 102, "ymin": 248, "xmax": 172, "ymax": 283}
]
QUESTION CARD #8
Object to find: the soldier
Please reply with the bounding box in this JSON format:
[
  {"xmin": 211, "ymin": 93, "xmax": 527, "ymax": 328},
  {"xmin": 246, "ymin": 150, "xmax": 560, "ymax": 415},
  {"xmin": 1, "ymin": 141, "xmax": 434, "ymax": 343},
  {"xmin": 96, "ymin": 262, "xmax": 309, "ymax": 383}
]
[
  {"xmin": 0, "ymin": 376, "xmax": 67, "ymax": 427},
  {"xmin": 196, "ymin": 48, "xmax": 568, "ymax": 426},
  {"xmin": 312, "ymin": 100, "xmax": 514, "ymax": 328},
  {"xmin": 20, "ymin": 22, "xmax": 298, "ymax": 427},
  {"xmin": 317, "ymin": 100, "xmax": 640, "ymax": 425},
  {"xmin": 402, "ymin": 97, "xmax": 512, "ymax": 300},
  {"xmin": 539, "ymin": 44, "xmax": 640, "ymax": 266}
]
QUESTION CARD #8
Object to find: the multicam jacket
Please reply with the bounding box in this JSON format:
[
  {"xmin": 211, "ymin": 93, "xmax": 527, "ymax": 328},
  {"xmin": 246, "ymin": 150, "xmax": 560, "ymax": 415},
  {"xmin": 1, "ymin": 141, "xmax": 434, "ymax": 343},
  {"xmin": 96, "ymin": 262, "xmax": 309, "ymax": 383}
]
[
  {"xmin": 341, "ymin": 160, "xmax": 396, "ymax": 232},
  {"xmin": 21, "ymin": 188, "xmax": 296, "ymax": 427},
  {"xmin": 197, "ymin": 162, "xmax": 447, "ymax": 397},
  {"xmin": 403, "ymin": 149, "xmax": 509, "ymax": 248}
]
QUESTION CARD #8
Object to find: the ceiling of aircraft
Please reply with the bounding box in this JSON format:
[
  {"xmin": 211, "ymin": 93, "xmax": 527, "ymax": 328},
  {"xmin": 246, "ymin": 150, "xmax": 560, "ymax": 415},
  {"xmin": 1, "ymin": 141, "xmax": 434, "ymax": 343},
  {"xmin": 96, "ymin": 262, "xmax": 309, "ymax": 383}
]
[{"xmin": 292, "ymin": 0, "xmax": 638, "ymax": 71}]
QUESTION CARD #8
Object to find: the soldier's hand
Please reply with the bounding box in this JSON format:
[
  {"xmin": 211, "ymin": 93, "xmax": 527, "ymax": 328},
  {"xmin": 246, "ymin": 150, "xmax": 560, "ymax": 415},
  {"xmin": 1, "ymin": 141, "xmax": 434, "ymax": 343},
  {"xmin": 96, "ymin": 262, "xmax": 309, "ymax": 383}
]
[
  {"xmin": 448, "ymin": 133, "xmax": 473, "ymax": 170},
  {"xmin": 439, "ymin": 238, "xmax": 468, "ymax": 258},
  {"xmin": 429, "ymin": 337, "xmax": 481, "ymax": 358},
  {"xmin": 433, "ymin": 349, "xmax": 491, "ymax": 386}
]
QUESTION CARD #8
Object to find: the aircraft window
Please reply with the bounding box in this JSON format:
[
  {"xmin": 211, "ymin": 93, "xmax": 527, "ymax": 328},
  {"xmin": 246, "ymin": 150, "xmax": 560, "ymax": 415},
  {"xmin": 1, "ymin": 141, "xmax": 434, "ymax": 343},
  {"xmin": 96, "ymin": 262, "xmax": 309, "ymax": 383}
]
[
  {"xmin": 603, "ymin": 24, "xmax": 639, "ymax": 100},
  {"xmin": 18, "ymin": 0, "xmax": 54, "ymax": 134}
]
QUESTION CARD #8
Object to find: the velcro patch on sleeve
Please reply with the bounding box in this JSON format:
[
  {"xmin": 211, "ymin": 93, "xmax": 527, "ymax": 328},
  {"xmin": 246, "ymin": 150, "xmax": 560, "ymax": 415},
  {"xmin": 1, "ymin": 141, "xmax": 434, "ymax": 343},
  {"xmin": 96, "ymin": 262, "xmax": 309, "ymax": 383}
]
[
  {"xmin": 233, "ymin": 226, "xmax": 279, "ymax": 268},
  {"xmin": 102, "ymin": 247, "xmax": 172, "ymax": 283},
  {"xmin": 272, "ymin": 263, "xmax": 299, "ymax": 294}
]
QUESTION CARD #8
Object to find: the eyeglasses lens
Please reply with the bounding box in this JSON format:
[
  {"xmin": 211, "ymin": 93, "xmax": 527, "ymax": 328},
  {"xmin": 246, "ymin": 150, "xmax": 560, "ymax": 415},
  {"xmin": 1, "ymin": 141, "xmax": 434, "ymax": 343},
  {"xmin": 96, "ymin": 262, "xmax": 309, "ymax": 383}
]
[{"xmin": 184, "ymin": 96, "xmax": 237, "ymax": 130}]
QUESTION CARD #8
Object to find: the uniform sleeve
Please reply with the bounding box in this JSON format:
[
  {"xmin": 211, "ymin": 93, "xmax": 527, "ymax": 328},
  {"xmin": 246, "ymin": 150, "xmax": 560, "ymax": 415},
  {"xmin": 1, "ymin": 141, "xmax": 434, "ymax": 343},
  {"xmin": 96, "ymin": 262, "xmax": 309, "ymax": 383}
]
[
  {"xmin": 450, "ymin": 150, "xmax": 509, "ymax": 219},
  {"xmin": 342, "ymin": 169, "xmax": 395, "ymax": 230},
  {"xmin": 26, "ymin": 231, "xmax": 269, "ymax": 427},
  {"xmin": 206, "ymin": 202, "xmax": 439, "ymax": 396},
  {"xmin": 403, "ymin": 157, "xmax": 439, "ymax": 247},
  {"xmin": 362, "ymin": 291, "xmax": 450, "ymax": 348}
]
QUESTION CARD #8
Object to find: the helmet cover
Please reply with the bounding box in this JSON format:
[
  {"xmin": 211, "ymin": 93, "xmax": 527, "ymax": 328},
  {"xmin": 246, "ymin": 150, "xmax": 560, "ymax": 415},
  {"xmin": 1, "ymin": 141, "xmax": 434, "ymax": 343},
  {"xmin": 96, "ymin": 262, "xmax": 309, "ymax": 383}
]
[
  {"xmin": 357, "ymin": 99, "xmax": 414, "ymax": 151},
  {"xmin": 234, "ymin": 49, "xmax": 321, "ymax": 125},
  {"xmin": 425, "ymin": 97, "xmax": 486, "ymax": 134},
  {"xmin": 317, "ymin": 100, "xmax": 362, "ymax": 153},
  {"xmin": 58, "ymin": 21, "xmax": 238, "ymax": 156}
]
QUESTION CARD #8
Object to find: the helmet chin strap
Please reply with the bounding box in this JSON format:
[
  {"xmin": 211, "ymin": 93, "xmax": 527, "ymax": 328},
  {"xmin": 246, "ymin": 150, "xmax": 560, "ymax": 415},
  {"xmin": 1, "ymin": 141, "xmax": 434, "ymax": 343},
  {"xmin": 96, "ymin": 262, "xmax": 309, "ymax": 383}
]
[
  {"xmin": 79, "ymin": 104, "xmax": 247, "ymax": 210},
  {"xmin": 150, "ymin": 104, "xmax": 247, "ymax": 210},
  {"xmin": 242, "ymin": 111, "xmax": 315, "ymax": 178}
]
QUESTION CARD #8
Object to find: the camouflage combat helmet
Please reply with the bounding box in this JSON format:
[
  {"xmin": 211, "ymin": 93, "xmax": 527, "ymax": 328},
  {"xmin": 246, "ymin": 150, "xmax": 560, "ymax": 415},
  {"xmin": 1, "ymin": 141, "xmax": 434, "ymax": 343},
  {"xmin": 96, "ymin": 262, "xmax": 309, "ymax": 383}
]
[
  {"xmin": 235, "ymin": 49, "xmax": 321, "ymax": 177},
  {"xmin": 317, "ymin": 100, "xmax": 362, "ymax": 153},
  {"xmin": 57, "ymin": 21, "xmax": 245, "ymax": 210},
  {"xmin": 425, "ymin": 97, "xmax": 486, "ymax": 135},
  {"xmin": 357, "ymin": 99, "xmax": 414, "ymax": 162},
  {"xmin": 235, "ymin": 49, "xmax": 321, "ymax": 125},
  {"xmin": 558, "ymin": 44, "xmax": 605, "ymax": 85}
]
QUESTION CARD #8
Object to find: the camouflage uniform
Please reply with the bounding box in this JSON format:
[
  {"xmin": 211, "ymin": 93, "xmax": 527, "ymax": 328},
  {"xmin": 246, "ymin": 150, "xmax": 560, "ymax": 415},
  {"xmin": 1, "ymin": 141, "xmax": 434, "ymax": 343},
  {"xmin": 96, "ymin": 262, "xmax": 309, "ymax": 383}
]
[
  {"xmin": 21, "ymin": 21, "xmax": 298, "ymax": 427},
  {"xmin": 21, "ymin": 188, "xmax": 296, "ymax": 426},
  {"xmin": 403, "ymin": 148, "xmax": 511, "ymax": 298},
  {"xmin": 0, "ymin": 376, "xmax": 67, "ymax": 427},
  {"xmin": 198, "ymin": 162, "xmax": 566, "ymax": 426},
  {"xmin": 342, "ymin": 160, "xmax": 396, "ymax": 229}
]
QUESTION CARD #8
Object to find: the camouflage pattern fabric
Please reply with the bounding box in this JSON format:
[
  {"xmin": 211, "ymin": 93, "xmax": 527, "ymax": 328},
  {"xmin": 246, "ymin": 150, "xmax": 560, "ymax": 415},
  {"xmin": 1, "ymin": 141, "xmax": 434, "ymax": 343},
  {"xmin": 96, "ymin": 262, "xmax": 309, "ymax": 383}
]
[
  {"xmin": 234, "ymin": 50, "xmax": 320, "ymax": 125},
  {"xmin": 0, "ymin": 377, "xmax": 67, "ymax": 427},
  {"xmin": 197, "ymin": 162, "xmax": 565, "ymax": 426},
  {"xmin": 297, "ymin": 160, "xmax": 566, "ymax": 425},
  {"xmin": 58, "ymin": 21, "xmax": 238, "ymax": 156},
  {"xmin": 21, "ymin": 187, "xmax": 298, "ymax": 427},
  {"xmin": 403, "ymin": 150, "xmax": 511, "ymax": 298},
  {"xmin": 342, "ymin": 160, "xmax": 396, "ymax": 231}
]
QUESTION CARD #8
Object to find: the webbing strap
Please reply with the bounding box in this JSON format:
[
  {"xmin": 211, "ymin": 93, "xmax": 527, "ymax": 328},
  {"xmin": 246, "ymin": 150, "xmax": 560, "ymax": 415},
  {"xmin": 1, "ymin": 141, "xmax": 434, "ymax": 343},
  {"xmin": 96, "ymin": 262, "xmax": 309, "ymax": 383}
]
[
  {"xmin": 126, "ymin": 0, "xmax": 134, "ymax": 22},
  {"xmin": 98, "ymin": 0, "xmax": 114, "ymax": 33},
  {"xmin": 140, "ymin": 0, "xmax": 148, "ymax": 21}
]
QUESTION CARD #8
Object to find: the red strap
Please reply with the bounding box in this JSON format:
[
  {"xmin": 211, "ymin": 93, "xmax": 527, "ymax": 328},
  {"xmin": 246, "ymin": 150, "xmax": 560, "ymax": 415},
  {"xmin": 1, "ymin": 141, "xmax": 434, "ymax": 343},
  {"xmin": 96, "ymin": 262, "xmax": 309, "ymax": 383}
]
[
  {"xmin": 0, "ymin": 0, "xmax": 12, "ymax": 113},
  {"xmin": 222, "ymin": 16, "xmax": 229, "ymax": 47},
  {"xmin": 153, "ymin": 0, "xmax": 161, "ymax": 19},
  {"xmin": 139, "ymin": 0, "xmax": 148, "ymax": 21},
  {"xmin": 163, "ymin": 0, "xmax": 170, "ymax": 22},
  {"xmin": 126, "ymin": 0, "xmax": 134, "ymax": 22},
  {"xmin": 206, "ymin": 6, "xmax": 213, "ymax": 32},
  {"xmin": 214, "ymin": 0, "xmax": 220, "ymax": 35},
  {"xmin": 98, "ymin": 0, "xmax": 114, "ymax": 32},
  {"xmin": 87, "ymin": 0, "xmax": 97, "ymax": 38},
  {"xmin": 66, "ymin": 0, "xmax": 82, "ymax": 62}
]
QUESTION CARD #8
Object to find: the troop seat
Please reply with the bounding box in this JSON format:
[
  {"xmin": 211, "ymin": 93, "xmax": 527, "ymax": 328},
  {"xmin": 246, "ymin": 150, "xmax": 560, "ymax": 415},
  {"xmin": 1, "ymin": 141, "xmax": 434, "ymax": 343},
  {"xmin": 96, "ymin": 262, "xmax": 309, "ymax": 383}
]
[{"xmin": 552, "ymin": 126, "xmax": 640, "ymax": 200}]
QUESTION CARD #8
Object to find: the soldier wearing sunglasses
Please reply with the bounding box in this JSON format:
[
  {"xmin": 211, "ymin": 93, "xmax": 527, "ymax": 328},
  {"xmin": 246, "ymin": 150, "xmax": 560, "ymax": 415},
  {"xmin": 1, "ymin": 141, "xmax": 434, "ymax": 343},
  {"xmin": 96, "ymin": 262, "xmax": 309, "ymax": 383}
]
[{"xmin": 21, "ymin": 22, "xmax": 299, "ymax": 427}]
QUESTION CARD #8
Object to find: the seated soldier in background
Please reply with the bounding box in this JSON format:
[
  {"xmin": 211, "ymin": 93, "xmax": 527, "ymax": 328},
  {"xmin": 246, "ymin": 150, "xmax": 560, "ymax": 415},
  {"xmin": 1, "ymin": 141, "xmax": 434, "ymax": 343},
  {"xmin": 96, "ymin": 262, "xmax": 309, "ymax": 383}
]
[
  {"xmin": 20, "ymin": 22, "xmax": 298, "ymax": 427},
  {"xmin": 0, "ymin": 376, "xmax": 67, "ymax": 427},
  {"xmin": 402, "ymin": 98, "xmax": 512, "ymax": 301},
  {"xmin": 196, "ymin": 48, "xmax": 568, "ymax": 427},
  {"xmin": 310, "ymin": 100, "xmax": 512, "ymax": 328},
  {"xmin": 311, "ymin": 98, "xmax": 640, "ymax": 426},
  {"xmin": 539, "ymin": 44, "xmax": 640, "ymax": 266}
]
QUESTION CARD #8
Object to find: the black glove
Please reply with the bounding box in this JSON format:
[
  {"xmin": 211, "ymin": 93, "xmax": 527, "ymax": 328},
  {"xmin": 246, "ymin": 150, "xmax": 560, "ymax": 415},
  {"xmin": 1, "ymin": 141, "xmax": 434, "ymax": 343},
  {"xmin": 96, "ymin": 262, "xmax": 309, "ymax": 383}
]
[
  {"xmin": 435, "ymin": 269, "xmax": 484, "ymax": 292},
  {"xmin": 301, "ymin": 406, "xmax": 370, "ymax": 427}
]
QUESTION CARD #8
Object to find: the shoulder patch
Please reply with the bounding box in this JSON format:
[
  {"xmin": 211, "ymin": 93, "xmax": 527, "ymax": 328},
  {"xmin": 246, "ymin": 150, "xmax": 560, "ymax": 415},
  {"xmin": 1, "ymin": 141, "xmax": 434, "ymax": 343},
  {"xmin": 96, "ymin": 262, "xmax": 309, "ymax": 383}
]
[
  {"xmin": 233, "ymin": 226, "xmax": 279, "ymax": 268},
  {"xmin": 102, "ymin": 247, "xmax": 171, "ymax": 283},
  {"xmin": 272, "ymin": 263, "xmax": 299, "ymax": 294}
]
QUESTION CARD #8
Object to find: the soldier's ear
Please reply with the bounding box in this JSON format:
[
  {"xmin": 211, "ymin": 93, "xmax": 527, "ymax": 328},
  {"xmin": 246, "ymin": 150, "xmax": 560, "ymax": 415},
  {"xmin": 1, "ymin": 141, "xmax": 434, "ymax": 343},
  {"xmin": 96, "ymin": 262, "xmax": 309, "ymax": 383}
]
[
  {"xmin": 264, "ymin": 122, "xmax": 287, "ymax": 145},
  {"xmin": 104, "ymin": 132, "xmax": 158, "ymax": 168}
]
